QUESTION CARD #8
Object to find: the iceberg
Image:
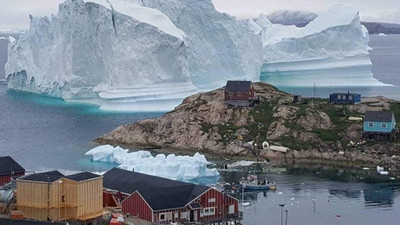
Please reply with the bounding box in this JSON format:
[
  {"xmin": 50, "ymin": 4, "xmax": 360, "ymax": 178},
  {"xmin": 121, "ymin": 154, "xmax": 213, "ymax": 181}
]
[
  {"xmin": 5, "ymin": 0, "xmax": 261, "ymax": 111},
  {"xmin": 5, "ymin": 1, "xmax": 385, "ymax": 111},
  {"xmin": 141, "ymin": 0, "xmax": 263, "ymax": 89},
  {"xmin": 254, "ymin": 6, "xmax": 385, "ymax": 87},
  {"xmin": 85, "ymin": 145, "xmax": 220, "ymax": 181}
]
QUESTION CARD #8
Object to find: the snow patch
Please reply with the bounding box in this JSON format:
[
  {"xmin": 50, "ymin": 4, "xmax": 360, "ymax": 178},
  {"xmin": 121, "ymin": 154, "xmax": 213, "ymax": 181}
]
[{"xmin": 85, "ymin": 145, "xmax": 220, "ymax": 181}]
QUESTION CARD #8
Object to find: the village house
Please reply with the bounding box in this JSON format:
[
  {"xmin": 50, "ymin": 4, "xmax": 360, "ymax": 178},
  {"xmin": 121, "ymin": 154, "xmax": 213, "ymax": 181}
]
[
  {"xmin": 16, "ymin": 171, "xmax": 103, "ymax": 223},
  {"xmin": 103, "ymin": 168, "xmax": 240, "ymax": 225},
  {"xmin": 0, "ymin": 218, "xmax": 68, "ymax": 225},
  {"xmin": 0, "ymin": 156, "xmax": 25, "ymax": 186},
  {"xmin": 329, "ymin": 92, "xmax": 361, "ymax": 105},
  {"xmin": 224, "ymin": 80, "xmax": 255, "ymax": 107},
  {"xmin": 364, "ymin": 111, "xmax": 398, "ymax": 141}
]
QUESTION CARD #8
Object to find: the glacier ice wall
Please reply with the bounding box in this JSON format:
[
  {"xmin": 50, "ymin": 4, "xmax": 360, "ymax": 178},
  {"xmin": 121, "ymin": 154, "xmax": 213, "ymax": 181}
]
[
  {"xmin": 5, "ymin": 2, "xmax": 386, "ymax": 111},
  {"xmin": 142, "ymin": 0, "xmax": 263, "ymax": 89},
  {"xmin": 85, "ymin": 145, "xmax": 220, "ymax": 181},
  {"xmin": 5, "ymin": 0, "xmax": 262, "ymax": 111},
  {"xmin": 6, "ymin": 0, "xmax": 198, "ymax": 111},
  {"xmin": 254, "ymin": 7, "xmax": 385, "ymax": 87}
]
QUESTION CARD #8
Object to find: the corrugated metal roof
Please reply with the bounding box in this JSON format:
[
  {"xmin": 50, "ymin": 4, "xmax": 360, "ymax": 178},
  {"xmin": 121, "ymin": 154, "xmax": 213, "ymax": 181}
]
[
  {"xmin": 0, "ymin": 156, "xmax": 25, "ymax": 176},
  {"xmin": 103, "ymin": 168, "xmax": 209, "ymax": 211},
  {"xmin": 225, "ymin": 81, "xmax": 252, "ymax": 92},
  {"xmin": 365, "ymin": 111, "xmax": 394, "ymax": 122}
]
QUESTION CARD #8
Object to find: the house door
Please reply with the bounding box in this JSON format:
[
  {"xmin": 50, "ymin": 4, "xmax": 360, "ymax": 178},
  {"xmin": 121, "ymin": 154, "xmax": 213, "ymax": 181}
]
[
  {"xmin": 193, "ymin": 210, "xmax": 198, "ymax": 221},
  {"xmin": 190, "ymin": 210, "xmax": 194, "ymax": 222},
  {"xmin": 229, "ymin": 205, "xmax": 235, "ymax": 214}
]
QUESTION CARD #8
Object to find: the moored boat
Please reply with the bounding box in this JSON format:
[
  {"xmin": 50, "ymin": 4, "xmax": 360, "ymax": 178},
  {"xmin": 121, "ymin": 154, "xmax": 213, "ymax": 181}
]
[{"xmin": 239, "ymin": 174, "xmax": 276, "ymax": 191}]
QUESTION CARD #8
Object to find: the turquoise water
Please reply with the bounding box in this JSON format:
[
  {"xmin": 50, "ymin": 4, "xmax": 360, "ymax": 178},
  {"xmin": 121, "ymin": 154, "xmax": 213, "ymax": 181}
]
[{"xmin": 0, "ymin": 85, "xmax": 163, "ymax": 172}]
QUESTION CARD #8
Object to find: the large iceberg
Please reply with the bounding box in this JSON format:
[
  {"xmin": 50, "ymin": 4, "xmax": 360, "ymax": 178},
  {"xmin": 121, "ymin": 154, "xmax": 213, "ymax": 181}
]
[
  {"xmin": 85, "ymin": 145, "xmax": 220, "ymax": 181},
  {"xmin": 253, "ymin": 7, "xmax": 385, "ymax": 87},
  {"xmin": 5, "ymin": 0, "xmax": 261, "ymax": 111},
  {"xmin": 5, "ymin": 1, "xmax": 385, "ymax": 111}
]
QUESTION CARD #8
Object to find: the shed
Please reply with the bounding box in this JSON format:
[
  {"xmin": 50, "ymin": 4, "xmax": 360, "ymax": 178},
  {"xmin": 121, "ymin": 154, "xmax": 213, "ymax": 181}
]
[
  {"xmin": 16, "ymin": 171, "xmax": 103, "ymax": 222},
  {"xmin": 224, "ymin": 81, "xmax": 255, "ymax": 106},
  {"xmin": 103, "ymin": 168, "xmax": 240, "ymax": 224},
  {"xmin": 329, "ymin": 92, "xmax": 361, "ymax": 104},
  {"xmin": 293, "ymin": 95, "xmax": 302, "ymax": 103},
  {"xmin": 0, "ymin": 156, "xmax": 25, "ymax": 186},
  {"xmin": 364, "ymin": 111, "xmax": 397, "ymax": 140}
]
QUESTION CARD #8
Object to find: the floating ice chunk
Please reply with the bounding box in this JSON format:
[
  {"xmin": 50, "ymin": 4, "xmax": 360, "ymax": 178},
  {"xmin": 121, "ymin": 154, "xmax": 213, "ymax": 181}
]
[
  {"xmin": 378, "ymin": 33, "xmax": 387, "ymax": 36},
  {"xmin": 85, "ymin": 145, "xmax": 219, "ymax": 181}
]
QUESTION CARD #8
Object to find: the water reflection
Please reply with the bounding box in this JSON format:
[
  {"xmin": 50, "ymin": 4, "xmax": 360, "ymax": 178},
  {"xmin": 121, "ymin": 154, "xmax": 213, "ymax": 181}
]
[{"xmin": 363, "ymin": 184, "xmax": 400, "ymax": 208}]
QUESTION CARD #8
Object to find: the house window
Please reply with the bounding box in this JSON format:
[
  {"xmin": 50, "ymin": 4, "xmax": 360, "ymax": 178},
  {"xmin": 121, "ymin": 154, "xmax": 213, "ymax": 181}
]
[
  {"xmin": 181, "ymin": 212, "xmax": 187, "ymax": 219},
  {"xmin": 368, "ymin": 122, "xmax": 374, "ymax": 127},
  {"xmin": 337, "ymin": 95, "xmax": 342, "ymax": 100},
  {"xmin": 343, "ymin": 95, "xmax": 347, "ymax": 100},
  {"xmin": 382, "ymin": 123, "xmax": 387, "ymax": 128},
  {"xmin": 174, "ymin": 212, "xmax": 179, "ymax": 219},
  {"xmin": 349, "ymin": 95, "xmax": 353, "ymax": 100},
  {"xmin": 203, "ymin": 207, "xmax": 215, "ymax": 216},
  {"xmin": 159, "ymin": 213, "xmax": 166, "ymax": 221},
  {"xmin": 208, "ymin": 198, "xmax": 216, "ymax": 203}
]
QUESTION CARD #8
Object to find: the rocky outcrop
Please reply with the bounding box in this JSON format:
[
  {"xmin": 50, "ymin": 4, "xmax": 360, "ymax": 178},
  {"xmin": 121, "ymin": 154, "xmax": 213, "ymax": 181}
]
[{"xmin": 97, "ymin": 82, "xmax": 400, "ymax": 170}]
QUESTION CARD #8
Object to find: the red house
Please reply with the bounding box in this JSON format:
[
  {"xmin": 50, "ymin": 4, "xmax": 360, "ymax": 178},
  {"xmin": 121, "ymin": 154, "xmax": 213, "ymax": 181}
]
[
  {"xmin": 0, "ymin": 156, "xmax": 25, "ymax": 186},
  {"xmin": 225, "ymin": 80, "xmax": 254, "ymax": 102},
  {"xmin": 103, "ymin": 168, "xmax": 240, "ymax": 224}
]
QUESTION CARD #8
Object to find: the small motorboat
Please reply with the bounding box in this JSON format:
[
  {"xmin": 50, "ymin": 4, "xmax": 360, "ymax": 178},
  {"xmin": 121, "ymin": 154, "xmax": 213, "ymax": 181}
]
[{"xmin": 239, "ymin": 174, "xmax": 276, "ymax": 191}]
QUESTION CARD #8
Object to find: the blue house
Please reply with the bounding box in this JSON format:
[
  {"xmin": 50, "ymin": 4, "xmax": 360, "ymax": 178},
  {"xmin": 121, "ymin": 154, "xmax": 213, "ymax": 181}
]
[
  {"xmin": 330, "ymin": 92, "xmax": 361, "ymax": 104},
  {"xmin": 364, "ymin": 111, "xmax": 397, "ymax": 141}
]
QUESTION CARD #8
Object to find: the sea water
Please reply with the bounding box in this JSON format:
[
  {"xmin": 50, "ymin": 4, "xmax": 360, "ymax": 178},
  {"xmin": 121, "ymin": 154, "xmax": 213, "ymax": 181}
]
[
  {"xmin": 261, "ymin": 34, "xmax": 400, "ymax": 100},
  {"xmin": 1, "ymin": 35, "xmax": 400, "ymax": 225}
]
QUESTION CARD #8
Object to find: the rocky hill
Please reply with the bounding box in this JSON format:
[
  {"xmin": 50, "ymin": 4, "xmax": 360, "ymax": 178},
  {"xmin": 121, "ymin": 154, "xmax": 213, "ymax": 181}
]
[{"xmin": 96, "ymin": 83, "xmax": 400, "ymax": 170}]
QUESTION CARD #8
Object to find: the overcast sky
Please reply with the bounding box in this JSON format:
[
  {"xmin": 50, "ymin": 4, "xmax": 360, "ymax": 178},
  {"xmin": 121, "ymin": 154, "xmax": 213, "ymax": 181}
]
[{"xmin": 1, "ymin": 0, "xmax": 399, "ymax": 30}]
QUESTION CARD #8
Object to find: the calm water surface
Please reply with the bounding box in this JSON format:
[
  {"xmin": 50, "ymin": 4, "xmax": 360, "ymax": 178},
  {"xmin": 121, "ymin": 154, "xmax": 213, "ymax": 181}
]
[
  {"xmin": 269, "ymin": 34, "xmax": 400, "ymax": 100},
  {"xmin": 1, "ymin": 35, "xmax": 400, "ymax": 225}
]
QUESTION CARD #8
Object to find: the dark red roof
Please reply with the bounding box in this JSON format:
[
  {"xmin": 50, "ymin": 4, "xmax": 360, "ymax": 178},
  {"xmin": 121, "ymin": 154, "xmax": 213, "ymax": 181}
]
[{"xmin": 225, "ymin": 81, "xmax": 252, "ymax": 92}]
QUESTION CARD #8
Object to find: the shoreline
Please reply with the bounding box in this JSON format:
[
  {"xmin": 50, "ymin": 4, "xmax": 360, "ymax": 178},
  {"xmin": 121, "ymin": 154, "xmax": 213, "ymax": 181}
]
[{"xmin": 95, "ymin": 82, "xmax": 400, "ymax": 175}]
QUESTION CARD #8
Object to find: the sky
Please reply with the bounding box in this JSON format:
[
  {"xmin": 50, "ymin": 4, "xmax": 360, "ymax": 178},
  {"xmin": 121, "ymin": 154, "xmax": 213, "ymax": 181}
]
[{"xmin": 0, "ymin": 0, "xmax": 399, "ymax": 30}]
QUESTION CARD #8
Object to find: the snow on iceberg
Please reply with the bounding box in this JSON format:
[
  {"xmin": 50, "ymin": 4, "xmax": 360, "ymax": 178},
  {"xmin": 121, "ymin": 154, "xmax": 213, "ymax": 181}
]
[
  {"xmin": 85, "ymin": 145, "xmax": 220, "ymax": 181},
  {"xmin": 254, "ymin": 6, "xmax": 386, "ymax": 87}
]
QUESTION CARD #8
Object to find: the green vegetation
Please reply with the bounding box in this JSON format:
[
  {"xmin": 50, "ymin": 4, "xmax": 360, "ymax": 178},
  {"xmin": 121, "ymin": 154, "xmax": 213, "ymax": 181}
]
[{"xmin": 247, "ymin": 101, "xmax": 275, "ymax": 144}]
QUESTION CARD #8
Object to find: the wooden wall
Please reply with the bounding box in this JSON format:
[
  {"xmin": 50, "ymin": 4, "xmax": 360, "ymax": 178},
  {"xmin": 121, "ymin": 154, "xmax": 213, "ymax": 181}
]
[
  {"xmin": 122, "ymin": 192, "xmax": 153, "ymax": 222},
  {"xmin": 16, "ymin": 177, "xmax": 103, "ymax": 221},
  {"xmin": 76, "ymin": 177, "xmax": 103, "ymax": 219}
]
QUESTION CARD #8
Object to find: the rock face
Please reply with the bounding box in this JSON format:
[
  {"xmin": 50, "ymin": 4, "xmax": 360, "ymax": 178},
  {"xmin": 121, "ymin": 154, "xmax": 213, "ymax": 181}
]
[{"xmin": 97, "ymin": 82, "xmax": 400, "ymax": 170}]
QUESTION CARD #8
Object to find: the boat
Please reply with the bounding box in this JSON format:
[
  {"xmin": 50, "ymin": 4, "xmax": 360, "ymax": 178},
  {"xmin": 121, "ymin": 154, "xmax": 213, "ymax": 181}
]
[{"xmin": 239, "ymin": 174, "xmax": 276, "ymax": 191}]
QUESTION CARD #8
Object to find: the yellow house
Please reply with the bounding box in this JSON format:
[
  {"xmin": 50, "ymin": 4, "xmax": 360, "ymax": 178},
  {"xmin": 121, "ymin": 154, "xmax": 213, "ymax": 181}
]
[{"xmin": 16, "ymin": 171, "xmax": 103, "ymax": 222}]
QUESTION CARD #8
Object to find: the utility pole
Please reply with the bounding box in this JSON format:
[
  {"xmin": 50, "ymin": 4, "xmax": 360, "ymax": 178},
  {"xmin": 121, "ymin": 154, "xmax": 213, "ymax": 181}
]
[
  {"xmin": 279, "ymin": 204, "xmax": 285, "ymax": 225},
  {"xmin": 285, "ymin": 209, "xmax": 288, "ymax": 225},
  {"xmin": 311, "ymin": 83, "xmax": 316, "ymax": 108}
]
